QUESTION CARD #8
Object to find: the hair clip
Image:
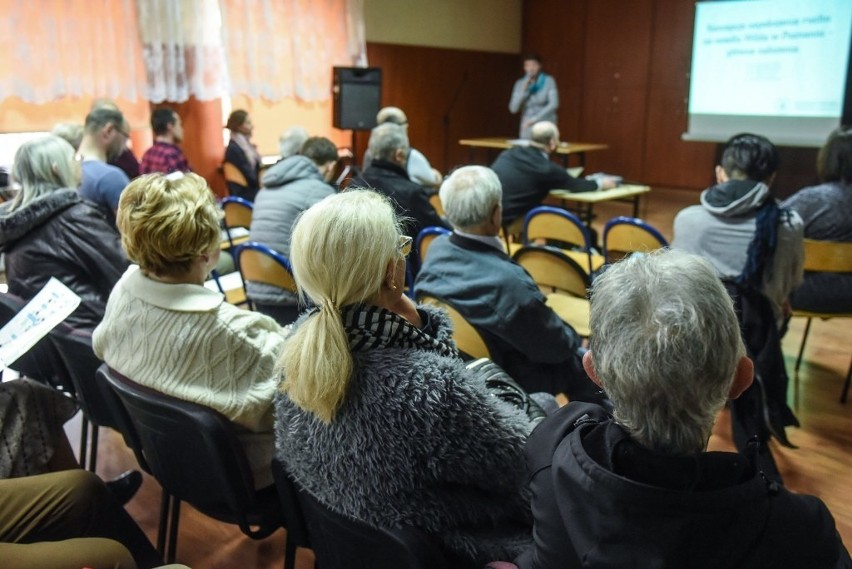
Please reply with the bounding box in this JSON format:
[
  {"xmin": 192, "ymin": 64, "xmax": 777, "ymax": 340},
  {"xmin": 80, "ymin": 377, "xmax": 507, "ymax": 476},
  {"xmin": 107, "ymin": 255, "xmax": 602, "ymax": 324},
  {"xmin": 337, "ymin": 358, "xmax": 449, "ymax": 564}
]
[{"xmin": 165, "ymin": 171, "xmax": 185, "ymax": 181}]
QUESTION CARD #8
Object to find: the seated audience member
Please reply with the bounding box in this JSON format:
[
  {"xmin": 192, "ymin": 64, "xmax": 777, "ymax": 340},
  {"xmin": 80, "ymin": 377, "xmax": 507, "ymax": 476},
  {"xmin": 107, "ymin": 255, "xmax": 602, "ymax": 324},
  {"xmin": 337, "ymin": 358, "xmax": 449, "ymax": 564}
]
[
  {"xmin": 782, "ymin": 125, "xmax": 852, "ymax": 313},
  {"xmin": 278, "ymin": 126, "xmax": 309, "ymax": 160},
  {"xmin": 275, "ymin": 189, "xmax": 538, "ymax": 566},
  {"xmin": 249, "ymin": 136, "xmax": 339, "ymax": 324},
  {"xmin": 94, "ymin": 173, "xmax": 288, "ymax": 489},
  {"xmin": 51, "ymin": 122, "xmax": 84, "ymax": 151},
  {"xmin": 491, "ymin": 121, "xmax": 617, "ymax": 226},
  {"xmin": 224, "ymin": 109, "xmax": 262, "ymax": 201},
  {"xmin": 414, "ymin": 166, "xmax": 599, "ymax": 399},
  {"xmin": 0, "ymin": 470, "xmax": 170, "ymax": 569},
  {"xmin": 139, "ymin": 108, "xmax": 190, "ymax": 175},
  {"xmin": 673, "ymin": 133, "xmax": 804, "ymax": 328},
  {"xmin": 0, "ymin": 377, "xmax": 141, "ymax": 505},
  {"xmin": 0, "ymin": 378, "xmax": 78, "ymax": 478},
  {"xmin": 361, "ymin": 123, "xmax": 448, "ymax": 243},
  {"xmin": 91, "ymin": 99, "xmax": 140, "ymax": 180},
  {"xmin": 0, "ymin": 135, "xmax": 129, "ymax": 332},
  {"xmin": 674, "ymin": 133, "xmax": 803, "ymax": 476},
  {"xmin": 78, "ymin": 107, "xmax": 132, "ymax": 225},
  {"xmin": 363, "ymin": 106, "xmax": 443, "ymax": 187},
  {"xmin": 514, "ymin": 250, "xmax": 850, "ymax": 569}
]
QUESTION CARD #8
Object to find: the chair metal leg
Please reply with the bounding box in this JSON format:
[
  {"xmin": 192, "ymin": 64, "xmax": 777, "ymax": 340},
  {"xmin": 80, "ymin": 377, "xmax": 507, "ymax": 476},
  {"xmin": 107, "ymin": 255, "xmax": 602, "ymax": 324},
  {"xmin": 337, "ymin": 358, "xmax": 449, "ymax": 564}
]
[
  {"xmin": 795, "ymin": 317, "xmax": 813, "ymax": 373},
  {"xmin": 841, "ymin": 357, "xmax": 851, "ymax": 404},
  {"xmin": 87, "ymin": 424, "xmax": 99, "ymax": 473},
  {"xmin": 284, "ymin": 534, "xmax": 297, "ymax": 569},
  {"xmin": 79, "ymin": 414, "xmax": 89, "ymax": 470},
  {"xmin": 167, "ymin": 498, "xmax": 181, "ymax": 563},
  {"xmin": 157, "ymin": 490, "xmax": 170, "ymax": 557}
]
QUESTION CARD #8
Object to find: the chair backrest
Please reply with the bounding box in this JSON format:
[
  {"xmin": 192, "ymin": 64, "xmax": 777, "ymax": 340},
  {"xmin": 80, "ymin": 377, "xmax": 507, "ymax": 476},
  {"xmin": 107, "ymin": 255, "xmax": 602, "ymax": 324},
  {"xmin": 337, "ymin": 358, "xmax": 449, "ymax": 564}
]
[
  {"xmin": 49, "ymin": 325, "xmax": 117, "ymax": 430},
  {"xmin": 236, "ymin": 242, "xmax": 297, "ymax": 293},
  {"xmin": 801, "ymin": 239, "xmax": 852, "ymax": 273},
  {"xmin": 603, "ymin": 216, "xmax": 668, "ymax": 263},
  {"xmin": 427, "ymin": 192, "xmax": 445, "ymax": 217},
  {"xmin": 103, "ymin": 370, "xmax": 280, "ymax": 538},
  {"xmin": 523, "ymin": 206, "xmax": 591, "ymax": 250},
  {"xmin": 418, "ymin": 295, "xmax": 491, "ymax": 360},
  {"xmin": 415, "ymin": 226, "xmax": 451, "ymax": 263},
  {"xmin": 93, "ymin": 365, "xmax": 152, "ymax": 473},
  {"xmin": 0, "ymin": 292, "xmax": 75, "ymax": 394},
  {"xmin": 221, "ymin": 197, "xmax": 254, "ymax": 230},
  {"xmin": 222, "ymin": 162, "xmax": 249, "ymax": 188},
  {"xmin": 271, "ymin": 459, "xmax": 450, "ymax": 569},
  {"xmin": 512, "ymin": 245, "xmax": 590, "ymax": 298}
]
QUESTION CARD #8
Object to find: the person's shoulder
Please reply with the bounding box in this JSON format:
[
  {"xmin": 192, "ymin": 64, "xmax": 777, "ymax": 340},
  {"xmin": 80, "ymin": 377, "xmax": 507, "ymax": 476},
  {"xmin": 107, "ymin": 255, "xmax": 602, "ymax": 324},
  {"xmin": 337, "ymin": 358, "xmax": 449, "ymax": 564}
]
[{"xmin": 765, "ymin": 487, "xmax": 848, "ymax": 563}]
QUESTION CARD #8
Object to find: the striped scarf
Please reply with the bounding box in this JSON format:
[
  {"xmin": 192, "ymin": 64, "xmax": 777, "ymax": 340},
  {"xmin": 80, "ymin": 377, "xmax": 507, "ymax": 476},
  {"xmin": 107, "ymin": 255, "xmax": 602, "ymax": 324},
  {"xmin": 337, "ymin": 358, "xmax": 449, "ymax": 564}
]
[{"xmin": 341, "ymin": 304, "xmax": 458, "ymax": 358}]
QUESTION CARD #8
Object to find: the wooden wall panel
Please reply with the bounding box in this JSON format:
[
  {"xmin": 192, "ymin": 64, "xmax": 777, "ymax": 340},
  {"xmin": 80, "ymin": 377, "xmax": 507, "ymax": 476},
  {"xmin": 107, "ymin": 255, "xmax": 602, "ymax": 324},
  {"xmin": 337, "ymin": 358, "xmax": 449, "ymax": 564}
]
[
  {"xmin": 521, "ymin": 0, "xmax": 587, "ymax": 140},
  {"xmin": 578, "ymin": 0, "xmax": 653, "ymax": 180},
  {"xmin": 356, "ymin": 43, "xmax": 520, "ymax": 173},
  {"xmin": 642, "ymin": 0, "xmax": 716, "ymax": 189}
]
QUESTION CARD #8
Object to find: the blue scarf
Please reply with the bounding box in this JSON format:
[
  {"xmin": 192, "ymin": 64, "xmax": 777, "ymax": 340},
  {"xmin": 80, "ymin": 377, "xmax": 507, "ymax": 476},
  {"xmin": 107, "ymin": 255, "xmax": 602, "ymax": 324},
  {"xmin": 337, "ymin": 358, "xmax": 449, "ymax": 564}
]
[{"xmin": 528, "ymin": 73, "xmax": 548, "ymax": 96}]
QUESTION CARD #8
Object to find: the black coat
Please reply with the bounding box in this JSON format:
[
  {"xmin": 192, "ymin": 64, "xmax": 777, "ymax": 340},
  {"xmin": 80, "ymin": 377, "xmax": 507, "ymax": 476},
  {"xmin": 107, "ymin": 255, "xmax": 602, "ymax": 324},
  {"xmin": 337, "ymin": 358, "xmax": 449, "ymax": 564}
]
[
  {"xmin": 361, "ymin": 159, "xmax": 448, "ymax": 242},
  {"xmin": 225, "ymin": 139, "xmax": 260, "ymax": 202},
  {"xmin": 491, "ymin": 146, "xmax": 597, "ymax": 224},
  {"xmin": 517, "ymin": 402, "xmax": 851, "ymax": 569},
  {"xmin": 0, "ymin": 189, "xmax": 129, "ymax": 332}
]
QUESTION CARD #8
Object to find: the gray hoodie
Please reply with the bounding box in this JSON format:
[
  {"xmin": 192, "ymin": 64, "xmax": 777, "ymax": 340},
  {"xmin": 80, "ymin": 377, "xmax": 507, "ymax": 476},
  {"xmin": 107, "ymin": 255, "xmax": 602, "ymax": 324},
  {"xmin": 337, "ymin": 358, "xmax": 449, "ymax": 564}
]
[
  {"xmin": 247, "ymin": 155, "xmax": 335, "ymax": 305},
  {"xmin": 673, "ymin": 179, "xmax": 804, "ymax": 324}
]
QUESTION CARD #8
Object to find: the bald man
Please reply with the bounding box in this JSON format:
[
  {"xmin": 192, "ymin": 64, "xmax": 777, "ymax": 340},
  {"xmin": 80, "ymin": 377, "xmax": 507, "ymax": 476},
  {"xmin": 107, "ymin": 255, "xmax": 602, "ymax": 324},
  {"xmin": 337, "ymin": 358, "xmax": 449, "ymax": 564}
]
[{"xmin": 491, "ymin": 121, "xmax": 617, "ymax": 225}]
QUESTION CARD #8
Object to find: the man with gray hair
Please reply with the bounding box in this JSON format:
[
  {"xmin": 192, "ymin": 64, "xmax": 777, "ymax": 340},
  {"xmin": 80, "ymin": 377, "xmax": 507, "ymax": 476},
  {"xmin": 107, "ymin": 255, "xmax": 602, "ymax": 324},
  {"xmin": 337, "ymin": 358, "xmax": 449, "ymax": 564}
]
[
  {"xmin": 77, "ymin": 107, "xmax": 131, "ymax": 226},
  {"xmin": 363, "ymin": 106, "xmax": 442, "ymax": 187},
  {"xmin": 515, "ymin": 250, "xmax": 850, "ymax": 569},
  {"xmin": 361, "ymin": 122, "xmax": 448, "ymax": 244},
  {"xmin": 491, "ymin": 120, "xmax": 617, "ymax": 225},
  {"xmin": 415, "ymin": 165, "xmax": 599, "ymax": 399},
  {"xmin": 278, "ymin": 126, "xmax": 309, "ymax": 159}
]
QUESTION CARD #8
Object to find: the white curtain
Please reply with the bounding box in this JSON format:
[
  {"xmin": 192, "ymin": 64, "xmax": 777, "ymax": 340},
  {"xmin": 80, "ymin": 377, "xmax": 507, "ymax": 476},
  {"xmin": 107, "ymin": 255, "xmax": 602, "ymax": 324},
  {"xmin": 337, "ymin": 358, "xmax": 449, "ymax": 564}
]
[
  {"xmin": 135, "ymin": 0, "xmax": 228, "ymax": 103},
  {"xmin": 0, "ymin": 0, "xmax": 147, "ymax": 104},
  {"xmin": 0, "ymin": 0, "xmax": 365, "ymax": 105},
  {"xmin": 220, "ymin": 0, "xmax": 367, "ymax": 102}
]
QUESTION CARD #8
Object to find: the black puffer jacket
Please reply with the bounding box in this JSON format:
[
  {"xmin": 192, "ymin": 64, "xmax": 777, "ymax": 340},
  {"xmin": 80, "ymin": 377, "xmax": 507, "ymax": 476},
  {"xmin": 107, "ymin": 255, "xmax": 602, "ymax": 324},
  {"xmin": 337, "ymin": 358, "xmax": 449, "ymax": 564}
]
[
  {"xmin": 0, "ymin": 189, "xmax": 129, "ymax": 331},
  {"xmin": 516, "ymin": 402, "xmax": 851, "ymax": 569}
]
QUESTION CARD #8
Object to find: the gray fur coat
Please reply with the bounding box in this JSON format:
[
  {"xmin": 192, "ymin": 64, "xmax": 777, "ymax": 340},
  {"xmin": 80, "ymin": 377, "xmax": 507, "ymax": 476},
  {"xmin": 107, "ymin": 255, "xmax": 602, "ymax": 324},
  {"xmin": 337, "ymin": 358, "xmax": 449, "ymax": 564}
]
[{"xmin": 274, "ymin": 305, "xmax": 535, "ymax": 565}]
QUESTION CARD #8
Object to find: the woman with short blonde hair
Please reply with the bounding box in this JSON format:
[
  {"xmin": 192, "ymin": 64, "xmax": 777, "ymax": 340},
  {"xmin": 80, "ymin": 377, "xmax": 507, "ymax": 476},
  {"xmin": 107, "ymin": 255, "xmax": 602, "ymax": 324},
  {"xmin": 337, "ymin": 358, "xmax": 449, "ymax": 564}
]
[
  {"xmin": 95, "ymin": 172, "xmax": 287, "ymax": 489},
  {"xmin": 275, "ymin": 189, "xmax": 537, "ymax": 565}
]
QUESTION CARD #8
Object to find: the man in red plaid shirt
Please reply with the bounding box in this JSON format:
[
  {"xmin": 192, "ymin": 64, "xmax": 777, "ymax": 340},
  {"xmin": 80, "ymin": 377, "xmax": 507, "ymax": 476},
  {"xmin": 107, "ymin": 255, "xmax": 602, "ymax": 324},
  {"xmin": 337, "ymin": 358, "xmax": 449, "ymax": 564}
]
[{"xmin": 139, "ymin": 109, "xmax": 191, "ymax": 175}]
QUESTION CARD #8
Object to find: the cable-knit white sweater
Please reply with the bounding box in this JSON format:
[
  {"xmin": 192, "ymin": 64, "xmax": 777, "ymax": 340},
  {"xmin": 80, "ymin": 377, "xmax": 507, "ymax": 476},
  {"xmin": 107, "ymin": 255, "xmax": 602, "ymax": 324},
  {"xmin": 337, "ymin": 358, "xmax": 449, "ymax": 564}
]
[{"xmin": 94, "ymin": 265, "xmax": 288, "ymax": 487}]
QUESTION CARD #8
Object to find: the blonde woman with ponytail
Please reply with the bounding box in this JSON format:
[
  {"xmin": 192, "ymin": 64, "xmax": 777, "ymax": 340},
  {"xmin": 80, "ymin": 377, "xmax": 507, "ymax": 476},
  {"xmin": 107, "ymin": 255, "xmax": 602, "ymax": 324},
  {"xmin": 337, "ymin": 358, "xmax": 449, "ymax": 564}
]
[{"xmin": 275, "ymin": 189, "xmax": 538, "ymax": 566}]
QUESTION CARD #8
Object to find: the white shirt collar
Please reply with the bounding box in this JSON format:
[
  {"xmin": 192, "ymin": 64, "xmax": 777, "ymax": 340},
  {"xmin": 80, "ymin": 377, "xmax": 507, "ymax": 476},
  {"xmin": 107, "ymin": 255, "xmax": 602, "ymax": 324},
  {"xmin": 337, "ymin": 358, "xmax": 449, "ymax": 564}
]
[{"xmin": 121, "ymin": 265, "xmax": 224, "ymax": 312}]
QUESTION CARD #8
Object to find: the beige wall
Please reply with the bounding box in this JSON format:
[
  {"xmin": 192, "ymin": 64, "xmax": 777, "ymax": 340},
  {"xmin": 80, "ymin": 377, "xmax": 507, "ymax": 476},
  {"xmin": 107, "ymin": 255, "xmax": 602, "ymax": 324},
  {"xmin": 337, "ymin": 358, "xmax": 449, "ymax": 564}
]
[{"xmin": 365, "ymin": 0, "xmax": 522, "ymax": 53}]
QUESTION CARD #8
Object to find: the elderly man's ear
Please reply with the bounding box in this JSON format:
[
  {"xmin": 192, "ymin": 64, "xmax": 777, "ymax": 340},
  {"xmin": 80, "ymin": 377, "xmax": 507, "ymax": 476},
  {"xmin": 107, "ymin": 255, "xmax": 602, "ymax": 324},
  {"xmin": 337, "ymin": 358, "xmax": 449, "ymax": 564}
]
[
  {"xmin": 583, "ymin": 351, "xmax": 755, "ymax": 400},
  {"xmin": 729, "ymin": 356, "xmax": 754, "ymax": 399},
  {"xmin": 582, "ymin": 351, "xmax": 601, "ymax": 388}
]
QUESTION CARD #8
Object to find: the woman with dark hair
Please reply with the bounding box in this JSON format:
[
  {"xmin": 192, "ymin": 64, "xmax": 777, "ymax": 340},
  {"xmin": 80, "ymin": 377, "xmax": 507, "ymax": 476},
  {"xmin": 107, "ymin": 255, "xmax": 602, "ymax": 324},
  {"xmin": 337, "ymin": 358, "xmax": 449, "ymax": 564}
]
[
  {"xmin": 673, "ymin": 133, "xmax": 804, "ymax": 328},
  {"xmin": 783, "ymin": 126, "xmax": 852, "ymax": 312},
  {"xmin": 224, "ymin": 109, "xmax": 262, "ymax": 201}
]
